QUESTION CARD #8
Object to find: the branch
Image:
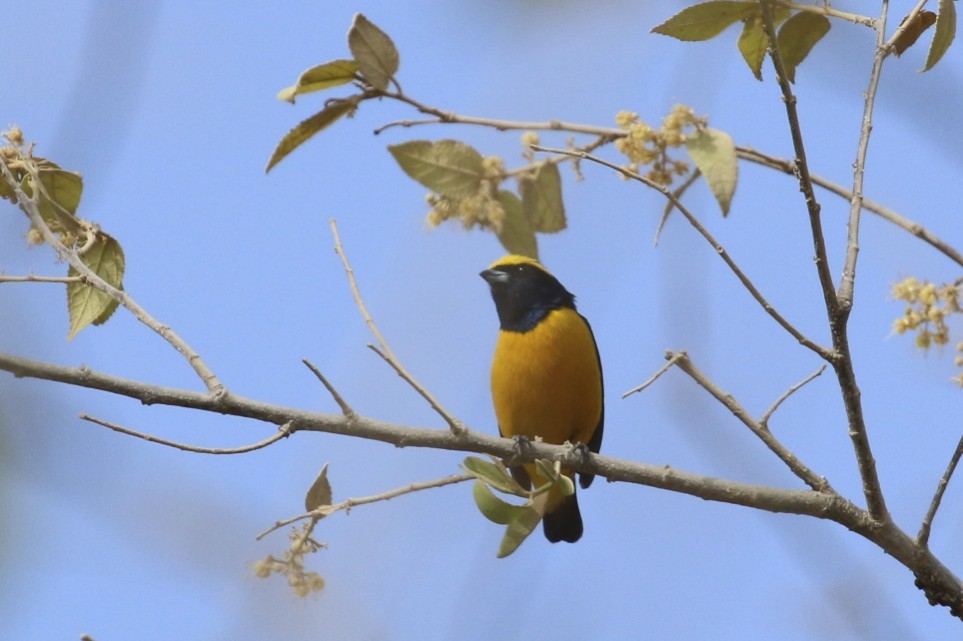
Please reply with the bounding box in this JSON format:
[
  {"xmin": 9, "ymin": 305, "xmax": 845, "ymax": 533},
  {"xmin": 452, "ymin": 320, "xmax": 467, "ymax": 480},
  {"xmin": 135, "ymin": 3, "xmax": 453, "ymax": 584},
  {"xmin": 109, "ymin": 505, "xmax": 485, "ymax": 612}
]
[
  {"xmin": 530, "ymin": 144, "xmax": 833, "ymax": 361},
  {"xmin": 80, "ymin": 414, "xmax": 293, "ymax": 454},
  {"xmin": 256, "ymin": 473, "xmax": 473, "ymax": 540},
  {"xmin": 759, "ymin": 1, "xmax": 838, "ymax": 322},
  {"xmin": 371, "ymin": 89, "xmax": 622, "ymax": 138},
  {"xmin": 0, "ymin": 158, "xmax": 227, "ymax": 397},
  {"xmin": 669, "ymin": 350, "xmax": 831, "ymax": 493},
  {"xmin": 760, "ymin": 0, "xmax": 889, "ymax": 523},
  {"xmin": 0, "ymin": 351, "xmax": 850, "ymax": 517},
  {"xmin": 918, "ymin": 433, "xmax": 963, "ymax": 548},
  {"xmin": 838, "ymin": 0, "xmax": 890, "ymax": 311},
  {"xmin": 736, "ymin": 147, "xmax": 963, "ymax": 269},
  {"xmin": 780, "ymin": 1, "xmax": 877, "ymax": 27},
  {"xmin": 0, "ymin": 273, "xmax": 83, "ymax": 284},
  {"xmin": 3, "ymin": 351, "xmax": 962, "ymax": 616},
  {"xmin": 329, "ymin": 219, "xmax": 467, "ymax": 433}
]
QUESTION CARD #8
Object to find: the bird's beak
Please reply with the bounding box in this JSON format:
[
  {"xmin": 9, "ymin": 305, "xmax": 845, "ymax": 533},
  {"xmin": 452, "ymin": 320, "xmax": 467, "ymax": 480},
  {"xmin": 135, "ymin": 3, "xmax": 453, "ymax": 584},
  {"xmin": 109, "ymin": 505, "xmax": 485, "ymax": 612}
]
[{"xmin": 480, "ymin": 269, "xmax": 508, "ymax": 285}]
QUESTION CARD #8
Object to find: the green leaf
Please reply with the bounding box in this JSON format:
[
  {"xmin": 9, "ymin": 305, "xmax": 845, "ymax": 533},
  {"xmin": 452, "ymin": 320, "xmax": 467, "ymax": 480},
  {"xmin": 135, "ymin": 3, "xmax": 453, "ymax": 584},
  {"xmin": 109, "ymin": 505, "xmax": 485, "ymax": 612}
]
[
  {"xmin": 520, "ymin": 163, "xmax": 566, "ymax": 233},
  {"xmin": 304, "ymin": 463, "xmax": 333, "ymax": 512},
  {"xmin": 67, "ymin": 233, "xmax": 125, "ymax": 340},
  {"xmin": 22, "ymin": 169, "xmax": 84, "ymax": 233},
  {"xmin": 923, "ymin": 0, "xmax": 956, "ymax": 71},
  {"xmin": 494, "ymin": 191, "xmax": 538, "ymax": 260},
  {"xmin": 496, "ymin": 504, "xmax": 541, "ymax": 558},
  {"xmin": 348, "ymin": 13, "xmax": 399, "ymax": 90},
  {"xmin": 472, "ymin": 481, "xmax": 531, "ymax": 525},
  {"xmin": 738, "ymin": 15, "xmax": 768, "ymax": 80},
  {"xmin": 388, "ymin": 139, "xmax": 484, "ymax": 199},
  {"xmin": 462, "ymin": 456, "xmax": 522, "ymax": 495},
  {"xmin": 686, "ymin": 127, "xmax": 738, "ymax": 216},
  {"xmin": 558, "ymin": 473, "xmax": 575, "ymax": 497},
  {"xmin": 652, "ymin": 1, "xmax": 759, "ymax": 41},
  {"xmin": 277, "ymin": 59, "xmax": 359, "ymax": 103},
  {"xmin": 265, "ymin": 97, "xmax": 359, "ymax": 173},
  {"xmin": 777, "ymin": 11, "xmax": 830, "ymax": 82},
  {"xmin": 892, "ymin": 11, "xmax": 936, "ymax": 56}
]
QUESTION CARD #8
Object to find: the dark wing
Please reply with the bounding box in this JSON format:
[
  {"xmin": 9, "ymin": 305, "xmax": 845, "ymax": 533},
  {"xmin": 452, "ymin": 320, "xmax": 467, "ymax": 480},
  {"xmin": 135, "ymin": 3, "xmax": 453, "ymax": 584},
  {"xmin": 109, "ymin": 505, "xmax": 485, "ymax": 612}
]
[{"xmin": 578, "ymin": 313, "xmax": 604, "ymax": 490}]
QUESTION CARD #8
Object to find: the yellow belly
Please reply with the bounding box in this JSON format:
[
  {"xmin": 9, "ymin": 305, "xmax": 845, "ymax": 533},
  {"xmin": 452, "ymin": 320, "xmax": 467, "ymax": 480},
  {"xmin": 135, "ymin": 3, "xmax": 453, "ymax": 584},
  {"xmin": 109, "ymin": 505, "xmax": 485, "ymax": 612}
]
[{"xmin": 490, "ymin": 307, "xmax": 602, "ymax": 449}]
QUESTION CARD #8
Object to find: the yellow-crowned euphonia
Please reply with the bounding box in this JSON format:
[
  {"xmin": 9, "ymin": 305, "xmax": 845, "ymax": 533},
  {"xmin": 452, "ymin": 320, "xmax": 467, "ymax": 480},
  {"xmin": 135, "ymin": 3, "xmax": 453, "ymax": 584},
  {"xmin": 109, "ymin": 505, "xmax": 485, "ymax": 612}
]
[{"xmin": 480, "ymin": 255, "xmax": 604, "ymax": 543}]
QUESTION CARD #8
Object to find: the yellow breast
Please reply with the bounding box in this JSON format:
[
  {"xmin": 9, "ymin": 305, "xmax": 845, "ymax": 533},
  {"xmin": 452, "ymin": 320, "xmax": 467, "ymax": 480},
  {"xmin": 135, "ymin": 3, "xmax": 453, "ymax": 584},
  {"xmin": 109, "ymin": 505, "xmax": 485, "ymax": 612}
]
[{"xmin": 490, "ymin": 307, "xmax": 602, "ymax": 447}]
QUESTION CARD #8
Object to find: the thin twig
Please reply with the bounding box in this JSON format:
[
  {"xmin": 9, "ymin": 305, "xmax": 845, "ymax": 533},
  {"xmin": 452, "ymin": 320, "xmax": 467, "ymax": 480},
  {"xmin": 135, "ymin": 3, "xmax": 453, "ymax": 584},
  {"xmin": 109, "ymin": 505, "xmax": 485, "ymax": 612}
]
[
  {"xmin": 329, "ymin": 219, "xmax": 467, "ymax": 434},
  {"xmin": 256, "ymin": 473, "xmax": 473, "ymax": 539},
  {"xmin": 0, "ymin": 157, "xmax": 227, "ymax": 397},
  {"xmin": 736, "ymin": 147, "xmax": 963, "ymax": 269},
  {"xmin": 838, "ymin": 0, "xmax": 890, "ymax": 311},
  {"xmin": 759, "ymin": 0, "xmax": 838, "ymax": 321},
  {"xmin": 79, "ymin": 414, "xmax": 293, "ymax": 454},
  {"xmin": 760, "ymin": 0, "xmax": 889, "ymax": 523},
  {"xmin": 781, "ymin": 1, "xmax": 876, "ymax": 27},
  {"xmin": 370, "ymin": 89, "xmax": 963, "ymax": 270},
  {"xmin": 669, "ymin": 350, "xmax": 832, "ymax": 493},
  {"xmin": 760, "ymin": 364, "xmax": 827, "ymax": 427},
  {"xmin": 0, "ymin": 273, "xmax": 84, "ymax": 284},
  {"xmin": 530, "ymin": 144, "xmax": 833, "ymax": 361},
  {"xmin": 654, "ymin": 169, "xmax": 701, "ymax": 247},
  {"xmin": 917, "ymin": 434, "xmax": 963, "ymax": 548},
  {"xmin": 371, "ymin": 89, "xmax": 621, "ymax": 138},
  {"xmin": 622, "ymin": 350, "xmax": 685, "ymax": 398},
  {"xmin": 302, "ymin": 359, "xmax": 356, "ymax": 419}
]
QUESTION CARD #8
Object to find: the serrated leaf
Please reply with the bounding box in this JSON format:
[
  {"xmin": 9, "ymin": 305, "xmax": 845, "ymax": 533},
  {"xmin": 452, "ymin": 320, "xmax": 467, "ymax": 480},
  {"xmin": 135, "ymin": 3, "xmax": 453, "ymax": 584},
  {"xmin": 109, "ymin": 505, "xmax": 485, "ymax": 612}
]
[
  {"xmin": 652, "ymin": 1, "xmax": 760, "ymax": 41},
  {"xmin": 496, "ymin": 504, "xmax": 541, "ymax": 558},
  {"xmin": 277, "ymin": 59, "xmax": 359, "ymax": 103},
  {"xmin": 473, "ymin": 480, "xmax": 531, "ymax": 525},
  {"xmin": 67, "ymin": 233, "xmax": 125, "ymax": 340},
  {"xmin": 348, "ymin": 14, "xmax": 399, "ymax": 90},
  {"xmin": 462, "ymin": 456, "xmax": 521, "ymax": 494},
  {"xmin": 923, "ymin": 0, "xmax": 956, "ymax": 71},
  {"xmin": 738, "ymin": 15, "xmax": 768, "ymax": 80},
  {"xmin": 520, "ymin": 163, "xmax": 566, "ymax": 233},
  {"xmin": 686, "ymin": 128, "xmax": 738, "ymax": 216},
  {"xmin": 494, "ymin": 190, "xmax": 538, "ymax": 260},
  {"xmin": 777, "ymin": 11, "xmax": 830, "ymax": 82},
  {"xmin": 388, "ymin": 139, "xmax": 484, "ymax": 199},
  {"xmin": 266, "ymin": 97, "xmax": 358, "ymax": 173},
  {"xmin": 892, "ymin": 10, "xmax": 936, "ymax": 56},
  {"xmin": 22, "ymin": 169, "xmax": 84, "ymax": 233},
  {"xmin": 304, "ymin": 463, "xmax": 333, "ymax": 512}
]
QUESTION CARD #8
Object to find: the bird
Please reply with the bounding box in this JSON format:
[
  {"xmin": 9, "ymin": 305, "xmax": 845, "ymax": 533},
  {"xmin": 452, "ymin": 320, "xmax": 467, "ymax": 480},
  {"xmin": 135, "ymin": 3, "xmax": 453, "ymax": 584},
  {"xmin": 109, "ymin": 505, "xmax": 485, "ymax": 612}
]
[{"xmin": 480, "ymin": 254, "xmax": 604, "ymax": 543}]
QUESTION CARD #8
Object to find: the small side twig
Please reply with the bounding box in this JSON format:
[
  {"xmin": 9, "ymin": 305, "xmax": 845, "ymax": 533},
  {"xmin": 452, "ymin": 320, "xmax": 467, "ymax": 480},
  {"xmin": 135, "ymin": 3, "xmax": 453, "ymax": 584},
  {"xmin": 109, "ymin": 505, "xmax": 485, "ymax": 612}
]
[
  {"xmin": 530, "ymin": 144, "xmax": 832, "ymax": 361},
  {"xmin": 79, "ymin": 414, "xmax": 293, "ymax": 454},
  {"xmin": 622, "ymin": 350, "xmax": 685, "ymax": 398},
  {"xmin": 302, "ymin": 359, "xmax": 356, "ymax": 419},
  {"xmin": 654, "ymin": 169, "xmax": 701, "ymax": 246},
  {"xmin": 329, "ymin": 219, "xmax": 467, "ymax": 434},
  {"xmin": 760, "ymin": 364, "xmax": 827, "ymax": 428},
  {"xmin": 917, "ymin": 433, "xmax": 963, "ymax": 548},
  {"xmin": 256, "ymin": 473, "xmax": 472, "ymax": 540}
]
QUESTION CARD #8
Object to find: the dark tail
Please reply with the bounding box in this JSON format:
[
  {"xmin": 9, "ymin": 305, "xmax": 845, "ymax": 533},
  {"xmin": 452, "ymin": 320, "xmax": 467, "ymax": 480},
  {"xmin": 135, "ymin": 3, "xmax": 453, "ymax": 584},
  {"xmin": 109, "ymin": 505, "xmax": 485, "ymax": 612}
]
[{"xmin": 542, "ymin": 493, "xmax": 583, "ymax": 543}]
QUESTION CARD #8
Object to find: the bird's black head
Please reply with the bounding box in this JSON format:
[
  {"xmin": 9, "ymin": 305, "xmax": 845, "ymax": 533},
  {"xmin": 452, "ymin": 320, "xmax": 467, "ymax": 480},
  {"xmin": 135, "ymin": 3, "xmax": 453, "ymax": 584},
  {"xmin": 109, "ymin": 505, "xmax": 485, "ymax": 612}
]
[{"xmin": 480, "ymin": 255, "xmax": 576, "ymax": 332}]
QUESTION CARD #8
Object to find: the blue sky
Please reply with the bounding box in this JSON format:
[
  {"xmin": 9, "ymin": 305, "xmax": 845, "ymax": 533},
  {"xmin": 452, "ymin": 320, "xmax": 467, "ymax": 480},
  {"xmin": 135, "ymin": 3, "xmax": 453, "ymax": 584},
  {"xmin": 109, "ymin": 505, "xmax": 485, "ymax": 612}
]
[{"xmin": 3, "ymin": 1, "xmax": 963, "ymax": 639}]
